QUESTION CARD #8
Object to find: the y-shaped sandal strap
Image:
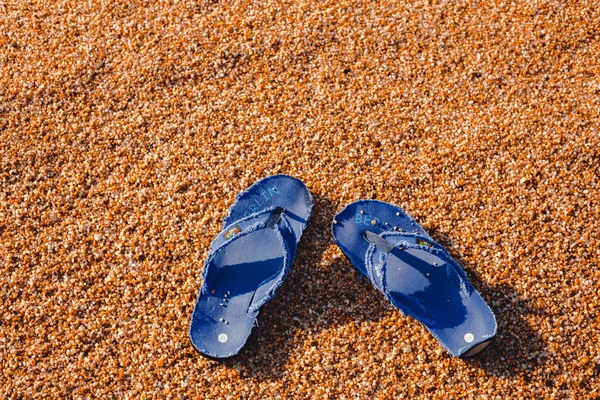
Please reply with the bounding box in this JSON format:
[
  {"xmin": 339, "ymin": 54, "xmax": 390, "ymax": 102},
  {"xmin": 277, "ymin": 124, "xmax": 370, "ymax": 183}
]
[
  {"xmin": 363, "ymin": 231, "xmax": 473, "ymax": 318},
  {"xmin": 209, "ymin": 206, "xmax": 296, "ymax": 254},
  {"xmin": 200, "ymin": 206, "xmax": 298, "ymax": 314}
]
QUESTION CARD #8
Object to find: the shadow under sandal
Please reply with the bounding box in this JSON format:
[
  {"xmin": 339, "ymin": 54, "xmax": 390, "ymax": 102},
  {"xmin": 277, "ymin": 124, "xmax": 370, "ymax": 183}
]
[
  {"xmin": 332, "ymin": 200, "xmax": 496, "ymax": 357},
  {"xmin": 189, "ymin": 175, "xmax": 313, "ymax": 359}
]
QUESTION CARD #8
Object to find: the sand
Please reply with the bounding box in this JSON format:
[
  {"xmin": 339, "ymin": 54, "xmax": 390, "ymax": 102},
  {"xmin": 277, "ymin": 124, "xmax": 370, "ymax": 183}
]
[{"xmin": 1, "ymin": 0, "xmax": 599, "ymax": 398}]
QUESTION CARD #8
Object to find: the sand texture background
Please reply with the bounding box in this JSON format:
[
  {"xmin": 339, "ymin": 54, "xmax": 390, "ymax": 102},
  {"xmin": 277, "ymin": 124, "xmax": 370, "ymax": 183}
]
[{"xmin": 1, "ymin": 0, "xmax": 599, "ymax": 398}]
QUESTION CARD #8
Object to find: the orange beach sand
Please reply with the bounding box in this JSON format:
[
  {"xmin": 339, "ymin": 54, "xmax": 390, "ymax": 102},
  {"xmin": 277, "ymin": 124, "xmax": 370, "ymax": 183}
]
[{"xmin": 1, "ymin": 0, "xmax": 599, "ymax": 398}]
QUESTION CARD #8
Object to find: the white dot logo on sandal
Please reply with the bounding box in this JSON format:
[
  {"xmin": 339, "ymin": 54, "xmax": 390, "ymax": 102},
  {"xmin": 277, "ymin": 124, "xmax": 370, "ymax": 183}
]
[
  {"xmin": 218, "ymin": 333, "xmax": 228, "ymax": 343},
  {"xmin": 464, "ymin": 333, "xmax": 474, "ymax": 343}
]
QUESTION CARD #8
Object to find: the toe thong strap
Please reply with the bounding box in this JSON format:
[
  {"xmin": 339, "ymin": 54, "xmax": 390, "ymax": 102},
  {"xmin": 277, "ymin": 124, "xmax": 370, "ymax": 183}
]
[
  {"xmin": 199, "ymin": 207, "xmax": 298, "ymax": 314},
  {"xmin": 363, "ymin": 231, "xmax": 473, "ymax": 313},
  {"xmin": 247, "ymin": 211, "xmax": 296, "ymax": 313}
]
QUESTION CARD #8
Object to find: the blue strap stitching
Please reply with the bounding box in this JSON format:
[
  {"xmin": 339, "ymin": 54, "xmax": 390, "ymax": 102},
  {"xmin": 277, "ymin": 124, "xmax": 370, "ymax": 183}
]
[
  {"xmin": 200, "ymin": 209, "xmax": 296, "ymax": 307},
  {"xmin": 377, "ymin": 232, "xmax": 473, "ymax": 296},
  {"xmin": 247, "ymin": 225, "xmax": 292, "ymax": 313},
  {"xmin": 364, "ymin": 236, "xmax": 473, "ymax": 304}
]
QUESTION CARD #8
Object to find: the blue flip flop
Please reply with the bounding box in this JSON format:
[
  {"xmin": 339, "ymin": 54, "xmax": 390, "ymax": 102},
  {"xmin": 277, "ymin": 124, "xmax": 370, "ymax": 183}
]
[
  {"xmin": 189, "ymin": 175, "xmax": 313, "ymax": 359},
  {"xmin": 332, "ymin": 200, "xmax": 496, "ymax": 357}
]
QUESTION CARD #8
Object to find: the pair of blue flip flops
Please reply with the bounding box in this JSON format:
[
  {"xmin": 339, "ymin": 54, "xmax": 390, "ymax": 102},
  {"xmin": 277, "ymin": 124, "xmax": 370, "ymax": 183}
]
[{"xmin": 189, "ymin": 175, "xmax": 496, "ymax": 359}]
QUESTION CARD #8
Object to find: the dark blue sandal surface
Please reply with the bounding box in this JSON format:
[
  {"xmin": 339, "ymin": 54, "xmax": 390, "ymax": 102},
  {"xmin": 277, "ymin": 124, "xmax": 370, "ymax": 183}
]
[
  {"xmin": 189, "ymin": 175, "xmax": 312, "ymax": 359},
  {"xmin": 332, "ymin": 200, "xmax": 496, "ymax": 357}
]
